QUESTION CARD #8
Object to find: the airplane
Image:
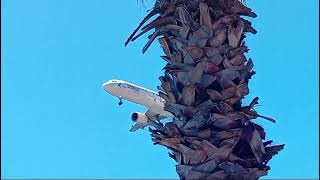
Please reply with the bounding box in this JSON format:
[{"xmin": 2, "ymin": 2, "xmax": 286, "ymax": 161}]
[{"xmin": 102, "ymin": 79, "xmax": 174, "ymax": 132}]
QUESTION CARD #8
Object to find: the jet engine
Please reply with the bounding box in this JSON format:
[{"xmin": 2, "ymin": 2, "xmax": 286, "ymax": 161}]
[{"xmin": 131, "ymin": 112, "xmax": 149, "ymax": 124}]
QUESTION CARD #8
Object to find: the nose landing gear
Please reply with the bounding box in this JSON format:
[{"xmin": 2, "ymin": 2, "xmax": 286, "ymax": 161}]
[{"xmin": 118, "ymin": 97, "xmax": 123, "ymax": 106}]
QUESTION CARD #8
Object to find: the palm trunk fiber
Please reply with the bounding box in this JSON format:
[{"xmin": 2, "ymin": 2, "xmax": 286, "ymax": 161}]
[{"xmin": 126, "ymin": 0, "xmax": 284, "ymax": 179}]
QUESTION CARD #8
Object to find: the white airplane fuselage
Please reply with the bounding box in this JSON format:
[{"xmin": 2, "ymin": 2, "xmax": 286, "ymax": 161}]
[{"xmin": 102, "ymin": 79, "xmax": 173, "ymax": 117}]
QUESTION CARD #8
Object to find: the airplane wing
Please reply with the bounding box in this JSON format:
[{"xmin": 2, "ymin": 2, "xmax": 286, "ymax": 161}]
[
  {"xmin": 129, "ymin": 123, "xmax": 143, "ymax": 132},
  {"xmin": 145, "ymin": 110, "xmax": 166, "ymax": 122},
  {"xmin": 145, "ymin": 110, "xmax": 164, "ymax": 129},
  {"xmin": 145, "ymin": 110, "xmax": 157, "ymax": 120}
]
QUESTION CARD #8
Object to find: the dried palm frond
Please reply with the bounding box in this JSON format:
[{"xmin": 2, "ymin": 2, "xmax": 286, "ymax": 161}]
[{"xmin": 126, "ymin": 0, "xmax": 284, "ymax": 179}]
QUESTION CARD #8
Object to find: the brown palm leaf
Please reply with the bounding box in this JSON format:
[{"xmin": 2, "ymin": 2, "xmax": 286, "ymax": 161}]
[{"xmin": 126, "ymin": 0, "xmax": 284, "ymax": 179}]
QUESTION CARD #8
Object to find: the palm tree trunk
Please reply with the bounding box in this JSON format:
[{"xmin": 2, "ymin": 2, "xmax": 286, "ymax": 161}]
[{"xmin": 126, "ymin": 0, "xmax": 284, "ymax": 179}]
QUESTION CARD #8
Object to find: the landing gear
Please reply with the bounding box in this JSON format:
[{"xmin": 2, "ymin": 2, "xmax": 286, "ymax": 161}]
[{"xmin": 118, "ymin": 97, "xmax": 123, "ymax": 106}]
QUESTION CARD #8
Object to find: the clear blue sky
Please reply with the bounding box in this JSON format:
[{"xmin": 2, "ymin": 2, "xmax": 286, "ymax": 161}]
[{"xmin": 1, "ymin": 0, "xmax": 319, "ymax": 179}]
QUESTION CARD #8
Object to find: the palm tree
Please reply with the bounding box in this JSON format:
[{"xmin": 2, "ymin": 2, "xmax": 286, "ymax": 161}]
[{"xmin": 126, "ymin": 0, "xmax": 284, "ymax": 179}]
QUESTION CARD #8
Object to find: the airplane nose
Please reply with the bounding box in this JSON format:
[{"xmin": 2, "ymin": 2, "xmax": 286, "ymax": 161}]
[
  {"xmin": 102, "ymin": 80, "xmax": 122, "ymax": 97},
  {"xmin": 102, "ymin": 82, "xmax": 112, "ymax": 92}
]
